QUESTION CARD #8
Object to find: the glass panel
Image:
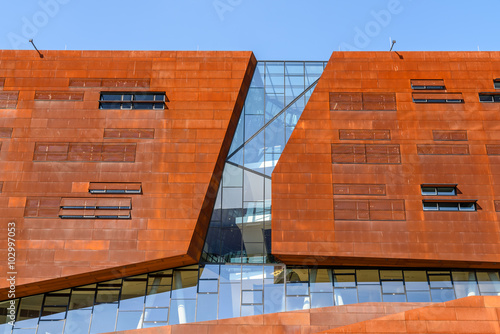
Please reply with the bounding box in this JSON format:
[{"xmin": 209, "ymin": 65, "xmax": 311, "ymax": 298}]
[
  {"xmin": 222, "ymin": 188, "xmax": 242, "ymax": 210},
  {"xmin": 43, "ymin": 293, "xmax": 70, "ymax": 306},
  {"xmin": 242, "ymin": 290, "xmax": 263, "ymax": 304},
  {"xmin": 250, "ymin": 63, "xmax": 265, "ymax": 87},
  {"xmin": 335, "ymin": 288, "xmax": 358, "ymax": 305},
  {"xmin": 120, "ymin": 279, "xmax": 147, "ymax": 311},
  {"xmin": 116, "ymin": 311, "xmax": 144, "ymax": 331},
  {"xmin": 144, "ymin": 308, "xmax": 169, "ymax": 322},
  {"xmin": 122, "ymin": 94, "xmax": 133, "ymax": 101},
  {"xmin": 285, "ymin": 62, "xmax": 304, "ymax": 76},
  {"xmin": 357, "ymin": 285, "xmax": 382, "ymax": 303},
  {"xmin": 223, "ymin": 164, "xmax": 243, "ymax": 188},
  {"xmin": 36, "ymin": 321, "xmax": 64, "ymax": 334},
  {"xmin": 429, "ymin": 275, "xmax": 453, "ymax": 288},
  {"xmin": 459, "ymin": 202, "xmax": 476, "ymax": 211},
  {"xmin": 171, "ymin": 270, "xmax": 198, "ymax": 300},
  {"xmin": 134, "ymin": 94, "xmax": 155, "ymax": 101},
  {"xmin": 431, "ymin": 289, "xmax": 455, "ymax": 302},
  {"xmin": 241, "ymin": 265, "xmax": 263, "ymax": 290},
  {"xmin": 169, "ymin": 300, "xmax": 195, "ymax": 325},
  {"xmin": 220, "ymin": 265, "xmax": 241, "ymax": 283},
  {"xmin": 263, "ymin": 281, "xmax": 285, "ymax": 314},
  {"xmin": 218, "ymin": 283, "xmax": 241, "ymax": 319},
  {"xmin": 382, "ymin": 281, "xmax": 405, "ymax": 294},
  {"xmin": 382, "ymin": 294, "xmax": 406, "ymax": 302},
  {"xmin": 310, "ymin": 269, "xmax": 333, "ymax": 293},
  {"xmin": 196, "ymin": 294, "xmax": 218, "ymax": 322},
  {"xmin": 198, "ymin": 280, "xmax": 218, "ymax": 293},
  {"xmin": 95, "ymin": 289, "xmax": 120, "ymax": 304},
  {"xmin": 65, "ymin": 309, "xmax": 92, "ymax": 334},
  {"xmin": 15, "ymin": 295, "xmax": 43, "ymax": 328},
  {"xmin": 423, "ymin": 202, "xmax": 438, "ymax": 211},
  {"xmin": 101, "ymin": 94, "xmax": 120, "ymax": 101},
  {"xmin": 404, "ymin": 271, "xmax": 429, "ymax": 291},
  {"xmin": 287, "ymin": 283, "xmax": 309, "ymax": 296},
  {"xmin": 311, "ymin": 293, "xmax": 334, "ymax": 308},
  {"xmin": 244, "ymin": 115, "xmax": 264, "ymax": 142},
  {"xmin": 477, "ymin": 272, "xmax": 500, "ymax": 294},
  {"xmin": 245, "ymin": 88, "xmax": 265, "ymax": 115},
  {"xmin": 454, "ymin": 282, "xmax": 479, "ymax": 298},
  {"xmin": 100, "ymin": 102, "xmax": 121, "ymax": 109},
  {"xmin": 380, "ymin": 270, "xmax": 403, "ymax": 280},
  {"xmin": 436, "ymin": 187, "xmax": 456, "ymax": 195},
  {"xmin": 244, "ymin": 131, "xmax": 265, "ymax": 175},
  {"xmin": 241, "ymin": 304, "xmax": 263, "ymax": 317},
  {"xmin": 286, "ymin": 296, "xmax": 310, "ymax": 311},
  {"xmin": 133, "ymin": 102, "xmax": 154, "ymax": 109},
  {"xmin": 356, "ymin": 270, "xmax": 380, "ymax": 284},
  {"xmin": 145, "ymin": 286, "xmax": 170, "ymax": 308},
  {"xmin": 228, "ymin": 115, "xmax": 245, "ymax": 156},
  {"xmin": 12, "ymin": 330, "xmax": 36, "ymax": 334},
  {"xmin": 199, "ymin": 265, "xmax": 220, "ymax": 280},
  {"xmin": 244, "ymin": 171, "xmax": 264, "ymax": 202},
  {"xmin": 89, "ymin": 303, "xmax": 118, "ymax": 334},
  {"xmin": 439, "ymin": 202, "xmax": 459, "ymax": 211},
  {"xmin": 406, "ymin": 291, "xmax": 431, "ymax": 302},
  {"xmin": 334, "ymin": 274, "xmax": 356, "ymax": 288},
  {"xmin": 421, "ymin": 187, "xmax": 437, "ymax": 195},
  {"xmin": 40, "ymin": 306, "xmax": 66, "ymax": 320}
]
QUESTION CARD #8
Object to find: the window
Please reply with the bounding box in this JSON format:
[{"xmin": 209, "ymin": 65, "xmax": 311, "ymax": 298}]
[
  {"xmin": 422, "ymin": 201, "xmax": 476, "ymax": 212},
  {"xmin": 99, "ymin": 92, "xmax": 166, "ymax": 110},
  {"xmin": 59, "ymin": 198, "xmax": 132, "ymax": 219},
  {"xmin": 412, "ymin": 92, "xmax": 463, "ymax": 104},
  {"xmin": 421, "ymin": 185, "xmax": 457, "ymax": 196},
  {"xmin": 411, "ymin": 79, "xmax": 445, "ymax": 90},
  {"xmin": 479, "ymin": 93, "xmax": 500, "ymax": 103},
  {"xmin": 89, "ymin": 182, "xmax": 142, "ymax": 194},
  {"xmin": 494, "ymin": 79, "xmax": 500, "ymax": 90}
]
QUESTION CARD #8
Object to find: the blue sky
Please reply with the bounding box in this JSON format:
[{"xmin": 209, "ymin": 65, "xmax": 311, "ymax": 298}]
[{"xmin": 1, "ymin": 0, "xmax": 499, "ymax": 60}]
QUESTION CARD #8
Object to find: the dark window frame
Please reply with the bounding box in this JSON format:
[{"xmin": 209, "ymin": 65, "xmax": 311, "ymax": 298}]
[{"xmin": 99, "ymin": 92, "xmax": 166, "ymax": 110}]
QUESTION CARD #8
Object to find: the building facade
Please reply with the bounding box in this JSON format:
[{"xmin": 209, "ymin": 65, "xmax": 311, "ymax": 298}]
[{"xmin": 0, "ymin": 50, "xmax": 500, "ymax": 333}]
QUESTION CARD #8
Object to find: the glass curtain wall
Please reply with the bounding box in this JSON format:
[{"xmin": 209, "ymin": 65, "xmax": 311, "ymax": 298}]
[
  {"xmin": 201, "ymin": 61, "xmax": 327, "ymax": 264},
  {"xmin": 2, "ymin": 265, "xmax": 500, "ymax": 333}
]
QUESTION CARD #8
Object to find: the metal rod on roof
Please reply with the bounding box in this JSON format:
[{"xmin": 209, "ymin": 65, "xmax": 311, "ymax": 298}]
[
  {"xmin": 29, "ymin": 39, "xmax": 44, "ymax": 58},
  {"xmin": 389, "ymin": 40, "xmax": 396, "ymax": 52}
]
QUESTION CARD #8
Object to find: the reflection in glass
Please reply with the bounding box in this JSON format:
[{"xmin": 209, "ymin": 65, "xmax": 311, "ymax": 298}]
[
  {"xmin": 218, "ymin": 283, "xmax": 241, "ymax": 319},
  {"xmin": 169, "ymin": 300, "xmax": 196, "ymax": 325},
  {"xmin": 334, "ymin": 288, "xmax": 357, "ymax": 305},
  {"xmin": 116, "ymin": 311, "xmax": 143, "ymax": 331},
  {"xmin": 196, "ymin": 294, "xmax": 218, "ymax": 322},
  {"xmin": 37, "ymin": 321, "xmax": 64, "ymax": 334},
  {"xmin": 65, "ymin": 309, "xmax": 92, "ymax": 334},
  {"xmin": 89, "ymin": 303, "xmax": 118, "ymax": 334}
]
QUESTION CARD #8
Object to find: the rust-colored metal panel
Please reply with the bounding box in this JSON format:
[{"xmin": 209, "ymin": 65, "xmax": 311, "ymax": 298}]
[
  {"xmin": 0, "ymin": 50, "xmax": 256, "ymax": 299},
  {"xmin": 273, "ymin": 51, "xmax": 500, "ymax": 269}
]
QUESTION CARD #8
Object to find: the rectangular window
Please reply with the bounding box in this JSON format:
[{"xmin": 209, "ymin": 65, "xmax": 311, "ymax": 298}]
[
  {"xmin": 412, "ymin": 92, "xmax": 463, "ymax": 103},
  {"xmin": 479, "ymin": 93, "xmax": 500, "ymax": 103},
  {"xmin": 59, "ymin": 198, "xmax": 132, "ymax": 219},
  {"xmin": 494, "ymin": 79, "xmax": 500, "ymax": 90},
  {"xmin": 411, "ymin": 79, "xmax": 445, "ymax": 90},
  {"xmin": 99, "ymin": 92, "xmax": 166, "ymax": 110},
  {"xmin": 89, "ymin": 182, "xmax": 142, "ymax": 194},
  {"xmin": 421, "ymin": 185, "xmax": 457, "ymax": 196},
  {"xmin": 422, "ymin": 201, "xmax": 476, "ymax": 212}
]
